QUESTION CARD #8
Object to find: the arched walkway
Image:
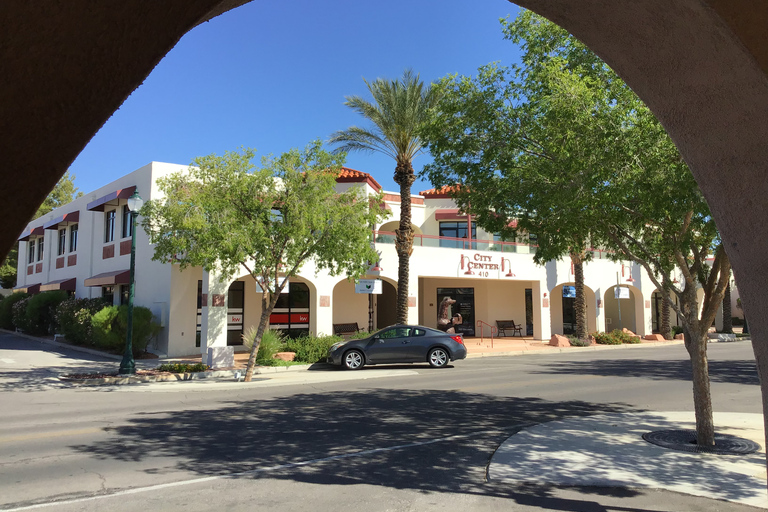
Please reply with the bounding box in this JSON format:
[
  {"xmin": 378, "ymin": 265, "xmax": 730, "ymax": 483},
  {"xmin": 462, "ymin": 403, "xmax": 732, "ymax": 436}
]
[
  {"xmin": 550, "ymin": 283, "xmax": 597, "ymax": 335},
  {"xmin": 604, "ymin": 284, "xmax": 643, "ymax": 335}
]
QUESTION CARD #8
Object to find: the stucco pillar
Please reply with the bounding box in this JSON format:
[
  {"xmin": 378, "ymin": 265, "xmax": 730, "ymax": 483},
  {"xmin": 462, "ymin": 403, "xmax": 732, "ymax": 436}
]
[
  {"xmin": 200, "ymin": 267, "xmax": 229, "ymax": 362},
  {"xmin": 316, "ymin": 292, "xmax": 333, "ymax": 337},
  {"xmin": 533, "ymin": 281, "xmax": 551, "ymax": 341}
]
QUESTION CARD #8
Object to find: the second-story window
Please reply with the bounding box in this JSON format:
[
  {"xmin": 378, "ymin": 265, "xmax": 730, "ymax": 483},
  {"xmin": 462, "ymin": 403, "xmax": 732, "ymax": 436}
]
[
  {"xmin": 28, "ymin": 240, "xmax": 35, "ymax": 264},
  {"xmin": 439, "ymin": 221, "xmax": 476, "ymax": 249},
  {"xmin": 58, "ymin": 228, "xmax": 66, "ymax": 256},
  {"xmin": 104, "ymin": 210, "xmax": 115, "ymax": 243},
  {"xmin": 37, "ymin": 237, "xmax": 44, "ymax": 261},
  {"xmin": 121, "ymin": 204, "xmax": 133, "ymax": 238},
  {"xmin": 69, "ymin": 223, "xmax": 78, "ymax": 252}
]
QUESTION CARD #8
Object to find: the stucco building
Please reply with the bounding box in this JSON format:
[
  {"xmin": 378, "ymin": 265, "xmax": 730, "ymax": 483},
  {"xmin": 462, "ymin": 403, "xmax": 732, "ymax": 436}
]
[{"xmin": 15, "ymin": 162, "xmax": 728, "ymax": 359}]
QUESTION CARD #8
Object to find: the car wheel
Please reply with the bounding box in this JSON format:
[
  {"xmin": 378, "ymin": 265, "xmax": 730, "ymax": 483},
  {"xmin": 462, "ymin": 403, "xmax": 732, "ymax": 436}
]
[
  {"xmin": 343, "ymin": 350, "xmax": 365, "ymax": 370},
  {"xmin": 428, "ymin": 347, "xmax": 449, "ymax": 368}
]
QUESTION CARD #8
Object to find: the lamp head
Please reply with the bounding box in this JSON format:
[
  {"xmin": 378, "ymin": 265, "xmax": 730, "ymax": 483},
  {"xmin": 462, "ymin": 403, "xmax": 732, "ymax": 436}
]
[{"xmin": 126, "ymin": 190, "xmax": 144, "ymax": 212}]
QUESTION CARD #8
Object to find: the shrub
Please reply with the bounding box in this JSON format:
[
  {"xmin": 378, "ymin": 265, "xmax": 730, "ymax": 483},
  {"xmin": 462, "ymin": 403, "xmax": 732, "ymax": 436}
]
[
  {"xmin": 56, "ymin": 297, "xmax": 106, "ymax": 345},
  {"xmin": 567, "ymin": 335, "xmax": 592, "ymax": 347},
  {"xmin": 285, "ymin": 333, "xmax": 343, "ymax": 363},
  {"xmin": 24, "ymin": 290, "xmax": 68, "ymax": 335},
  {"xmin": 593, "ymin": 331, "xmax": 622, "ymax": 345},
  {"xmin": 610, "ymin": 329, "xmax": 640, "ymax": 344},
  {"xmin": 672, "ymin": 325, "xmax": 685, "ymax": 337},
  {"xmin": 156, "ymin": 362, "xmax": 209, "ymax": 373},
  {"xmin": 731, "ymin": 317, "xmax": 744, "ymax": 326},
  {"xmin": 12, "ymin": 297, "xmax": 31, "ymax": 332},
  {"xmin": 0, "ymin": 292, "xmax": 29, "ymax": 329},
  {"xmin": 242, "ymin": 327, "xmax": 286, "ymax": 366},
  {"xmin": 349, "ymin": 330, "xmax": 373, "ymax": 340},
  {"xmin": 92, "ymin": 305, "xmax": 161, "ymax": 356}
]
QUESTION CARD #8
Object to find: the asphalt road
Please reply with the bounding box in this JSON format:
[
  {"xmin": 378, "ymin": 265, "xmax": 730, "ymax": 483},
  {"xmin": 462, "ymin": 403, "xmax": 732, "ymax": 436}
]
[{"xmin": 0, "ymin": 331, "xmax": 763, "ymax": 511}]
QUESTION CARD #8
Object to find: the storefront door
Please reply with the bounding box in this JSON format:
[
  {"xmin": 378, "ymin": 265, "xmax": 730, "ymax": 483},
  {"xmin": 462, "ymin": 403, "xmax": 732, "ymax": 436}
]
[{"xmin": 436, "ymin": 288, "xmax": 475, "ymax": 337}]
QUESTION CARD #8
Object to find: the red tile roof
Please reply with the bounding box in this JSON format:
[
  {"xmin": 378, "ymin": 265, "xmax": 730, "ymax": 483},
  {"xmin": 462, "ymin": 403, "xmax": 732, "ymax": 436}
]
[
  {"xmin": 419, "ymin": 184, "xmax": 463, "ymax": 198},
  {"xmin": 336, "ymin": 167, "xmax": 382, "ymax": 191}
]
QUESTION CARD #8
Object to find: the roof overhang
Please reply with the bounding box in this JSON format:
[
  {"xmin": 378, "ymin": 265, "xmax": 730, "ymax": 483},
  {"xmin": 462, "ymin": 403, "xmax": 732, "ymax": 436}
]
[
  {"xmin": 43, "ymin": 211, "xmax": 80, "ymax": 230},
  {"xmin": 86, "ymin": 186, "xmax": 136, "ymax": 212},
  {"xmin": 17, "ymin": 226, "xmax": 44, "ymax": 242},
  {"xmin": 40, "ymin": 278, "xmax": 77, "ymax": 292},
  {"xmin": 84, "ymin": 269, "xmax": 130, "ymax": 287},
  {"xmin": 434, "ymin": 209, "xmax": 469, "ymax": 221},
  {"xmin": 13, "ymin": 283, "xmax": 41, "ymax": 294}
]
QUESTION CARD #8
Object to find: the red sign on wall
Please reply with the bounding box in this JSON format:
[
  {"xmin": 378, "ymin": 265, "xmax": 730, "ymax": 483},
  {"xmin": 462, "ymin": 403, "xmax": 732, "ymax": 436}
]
[{"xmin": 269, "ymin": 313, "xmax": 309, "ymax": 324}]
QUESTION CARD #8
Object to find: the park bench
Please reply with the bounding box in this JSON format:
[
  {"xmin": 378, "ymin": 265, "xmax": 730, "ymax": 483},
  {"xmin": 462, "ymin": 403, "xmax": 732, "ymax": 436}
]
[
  {"xmin": 333, "ymin": 322, "xmax": 361, "ymax": 337},
  {"xmin": 496, "ymin": 320, "xmax": 523, "ymax": 337}
]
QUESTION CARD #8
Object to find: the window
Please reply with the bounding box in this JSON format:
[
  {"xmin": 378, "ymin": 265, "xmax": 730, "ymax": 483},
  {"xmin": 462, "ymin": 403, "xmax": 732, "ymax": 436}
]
[
  {"xmin": 102, "ymin": 285, "xmax": 115, "ymax": 305},
  {"xmin": 37, "ymin": 237, "xmax": 44, "ymax": 261},
  {"xmin": 58, "ymin": 228, "xmax": 66, "ymax": 256},
  {"xmin": 28, "ymin": 239, "xmax": 35, "ymax": 264},
  {"xmin": 121, "ymin": 205, "xmax": 133, "ymax": 238},
  {"xmin": 69, "ymin": 223, "xmax": 78, "ymax": 252},
  {"xmin": 439, "ymin": 221, "xmax": 476, "ymax": 249},
  {"xmin": 104, "ymin": 210, "xmax": 115, "ymax": 243}
]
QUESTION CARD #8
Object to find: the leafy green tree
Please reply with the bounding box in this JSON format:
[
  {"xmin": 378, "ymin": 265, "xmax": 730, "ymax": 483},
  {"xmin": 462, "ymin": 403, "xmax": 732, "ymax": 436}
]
[
  {"xmin": 421, "ymin": 10, "xmax": 729, "ymax": 446},
  {"xmin": 141, "ymin": 141, "xmax": 388, "ymax": 381},
  {"xmin": 0, "ymin": 171, "xmax": 81, "ymax": 289},
  {"xmin": 330, "ymin": 70, "xmax": 440, "ymax": 325}
]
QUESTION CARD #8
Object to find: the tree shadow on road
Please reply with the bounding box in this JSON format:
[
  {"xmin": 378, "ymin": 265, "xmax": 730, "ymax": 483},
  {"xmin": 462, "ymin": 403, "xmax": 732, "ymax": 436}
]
[
  {"xmin": 533, "ymin": 358, "xmax": 760, "ymax": 385},
  {"xmin": 68, "ymin": 389, "xmax": 761, "ymax": 510}
]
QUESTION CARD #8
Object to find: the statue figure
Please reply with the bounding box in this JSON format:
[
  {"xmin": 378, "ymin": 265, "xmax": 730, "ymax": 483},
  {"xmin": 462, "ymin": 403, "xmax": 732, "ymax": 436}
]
[{"xmin": 437, "ymin": 296, "xmax": 462, "ymax": 333}]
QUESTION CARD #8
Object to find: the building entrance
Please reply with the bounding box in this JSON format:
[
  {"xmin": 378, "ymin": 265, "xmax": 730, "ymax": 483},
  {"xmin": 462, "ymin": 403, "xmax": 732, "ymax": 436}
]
[{"xmin": 436, "ymin": 287, "xmax": 475, "ymax": 337}]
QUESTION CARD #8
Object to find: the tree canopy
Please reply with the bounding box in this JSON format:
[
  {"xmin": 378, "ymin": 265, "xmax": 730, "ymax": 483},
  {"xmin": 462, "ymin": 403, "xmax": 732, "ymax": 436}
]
[
  {"xmin": 141, "ymin": 141, "xmax": 388, "ymax": 380},
  {"xmin": 421, "ymin": 10, "xmax": 729, "ymax": 446}
]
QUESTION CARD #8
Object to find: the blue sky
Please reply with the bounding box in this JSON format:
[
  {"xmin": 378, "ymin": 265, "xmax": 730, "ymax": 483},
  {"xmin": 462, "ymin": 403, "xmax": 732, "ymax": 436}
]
[{"xmin": 70, "ymin": 0, "xmax": 522, "ymax": 195}]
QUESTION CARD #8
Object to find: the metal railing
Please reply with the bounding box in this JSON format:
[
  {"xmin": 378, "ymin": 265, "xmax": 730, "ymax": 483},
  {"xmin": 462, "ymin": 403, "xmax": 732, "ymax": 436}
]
[
  {"xmin": 475, "ymin": 319, "xmax": 497, "ymax": 347},
  {"xmin": 373, "ymin": 230, "xmax": 537, "ymax": 253}
]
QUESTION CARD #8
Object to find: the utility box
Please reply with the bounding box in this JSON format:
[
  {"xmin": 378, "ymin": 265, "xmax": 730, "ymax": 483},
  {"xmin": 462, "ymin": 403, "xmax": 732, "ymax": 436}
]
[{"xmin": 207, "ymin": 346, "xmax": 234, "ymax": 369}]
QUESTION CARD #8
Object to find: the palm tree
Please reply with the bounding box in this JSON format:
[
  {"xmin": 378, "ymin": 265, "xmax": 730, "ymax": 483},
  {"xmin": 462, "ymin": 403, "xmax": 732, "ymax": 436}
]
[{"xmin": 330, "ymin": 69, "xmax": 439, "ymax": 325}]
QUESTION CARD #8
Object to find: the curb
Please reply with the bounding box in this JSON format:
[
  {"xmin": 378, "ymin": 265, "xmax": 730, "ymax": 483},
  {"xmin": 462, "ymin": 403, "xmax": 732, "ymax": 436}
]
[{"xmin": 466, "ymin": 339, "xmax": 687, "ymax": 358}]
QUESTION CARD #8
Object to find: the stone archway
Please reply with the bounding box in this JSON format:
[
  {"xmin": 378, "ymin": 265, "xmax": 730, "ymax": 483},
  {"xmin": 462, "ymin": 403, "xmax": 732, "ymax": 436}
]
[{"xmin": 550, "ymin": 282, "xmax": 597, "ymax": 336}]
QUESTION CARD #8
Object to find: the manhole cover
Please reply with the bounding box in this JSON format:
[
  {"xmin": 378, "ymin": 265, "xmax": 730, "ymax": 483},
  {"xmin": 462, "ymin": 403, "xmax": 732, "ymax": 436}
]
[{"xmin": 642, "ymin": 429, "xmax": 761, "ymax": 455}]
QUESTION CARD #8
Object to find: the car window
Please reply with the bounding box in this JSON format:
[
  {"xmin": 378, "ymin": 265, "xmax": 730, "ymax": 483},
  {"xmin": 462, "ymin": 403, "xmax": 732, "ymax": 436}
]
[
  {"xmin": 412, "ymin": 328, "xmax": 426, "ymax": 337},
  {"xmin": 379, "ymin": 327, "xmax": 411, "ymax": 339}
]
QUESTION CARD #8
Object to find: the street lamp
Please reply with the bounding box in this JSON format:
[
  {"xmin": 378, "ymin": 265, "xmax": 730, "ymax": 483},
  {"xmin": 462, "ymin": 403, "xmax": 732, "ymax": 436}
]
[{"xmin": 119, "ymin": 190, "xmax": 144, "ymax": 375}]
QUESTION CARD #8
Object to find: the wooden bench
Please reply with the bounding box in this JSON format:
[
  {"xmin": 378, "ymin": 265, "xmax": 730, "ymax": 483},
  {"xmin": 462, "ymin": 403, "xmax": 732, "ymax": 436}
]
[
  {"xmin": 496, "ymin": 320, "xmax": 523, "ymax": 337},
  {"xmin": 333, "ymin": 322, "xmax": 361, "ymax": 337}
]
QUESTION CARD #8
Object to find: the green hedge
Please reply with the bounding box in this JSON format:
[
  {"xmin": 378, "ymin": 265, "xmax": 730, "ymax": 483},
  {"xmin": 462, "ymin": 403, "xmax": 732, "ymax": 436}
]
[
  {"xmin": 55, "ymin": 297, "xmax": 106, "ymax": 345},
  {"xmin": 92, "ymin": 305, "xmax": 161, "ymax": 356},
  {"xmin": 593, "ymin": 329, "xmax": 640, "ymax": 345},
  {"xmin": 23, "ymin": 290, "xmax": 68, "ymax": 335},
  {"xmin": 285, "ymin": 333, "xmax": 342, "ymax": 363},
  {"xmin": 0, "ymin": 292, "xmax": 28, "ymax": 329}
]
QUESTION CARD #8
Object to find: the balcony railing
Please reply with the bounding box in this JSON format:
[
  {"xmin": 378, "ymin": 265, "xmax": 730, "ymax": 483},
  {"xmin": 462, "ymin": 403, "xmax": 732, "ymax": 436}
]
[
  {"xmin": 373, "ymin": 230, "xmax": 614, "ymax": 259},
  {"xmin": 373, "ymin": 230, "xmax": 536, "ymax": 253}
]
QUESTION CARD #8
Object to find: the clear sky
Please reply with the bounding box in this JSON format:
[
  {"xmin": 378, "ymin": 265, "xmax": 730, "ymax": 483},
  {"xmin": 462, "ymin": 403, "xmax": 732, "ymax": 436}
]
[{"xmin": 69, "ymin": 0, "xmax": 522, "ymax": 196}]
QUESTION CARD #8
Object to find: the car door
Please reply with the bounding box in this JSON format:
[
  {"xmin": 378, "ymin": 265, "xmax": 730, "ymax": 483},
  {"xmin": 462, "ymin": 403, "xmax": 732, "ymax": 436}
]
[
  {"xmin": 405, "ymin": 327, "xmax": 431, "ymax": 361},
  {"xmin": 365, "ymin": 326, "xmax": 414, "ymax": 363}
]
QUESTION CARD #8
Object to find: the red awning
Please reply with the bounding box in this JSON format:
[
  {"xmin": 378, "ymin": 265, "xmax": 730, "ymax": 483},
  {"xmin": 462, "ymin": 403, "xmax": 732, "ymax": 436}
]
[
  {"xmin": 43, "ymin": 210, "xmax": 80, "ymax": 230},
  {"xmin": 434, "ymin": 209, "xmax": 468, "ymax": 221},
  {"xmin": 86, "ymin": 185, "xmax": 137, "ymax": 212},
  {"xmin": 84, "ymin": 269, "xmax": 130, "ymax": 287},
  {"xmin": 40, "ymin": 278, "xmax": 77, "ymax": 292},
  {"xmin": 17, "ymin": 226, "xmax": 44, "ymax": 242},
  {"xmin": 13, "ymin": 283, "xmax": 41, "ymax": 294}
]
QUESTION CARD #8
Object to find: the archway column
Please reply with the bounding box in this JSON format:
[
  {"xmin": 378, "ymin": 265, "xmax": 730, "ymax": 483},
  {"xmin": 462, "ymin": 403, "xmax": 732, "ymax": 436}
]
[
  {"xmin": 200, "ymin": 266, "xmax": 230, "ymax": 363},
  {"xmin": 533, "ymin": 281, "xmax": 551, "ymax": 341}
]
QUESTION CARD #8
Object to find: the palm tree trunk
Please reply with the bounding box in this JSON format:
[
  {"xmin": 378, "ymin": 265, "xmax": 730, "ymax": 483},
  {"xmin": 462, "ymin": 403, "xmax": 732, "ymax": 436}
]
[
  {"xmin": 571, "ymin": 251, "xmax": 587, "ymax": 340},
  {"xmin": 394, "ymin": 162, "xmax": 415, "ymax": 325},
  {"xmin": 722, "ymin": 280, "xmax": 733, "ymax": 334},
  {"xmin": 661, "ymin": 276, "xmax": 672, "ymax": 339}
]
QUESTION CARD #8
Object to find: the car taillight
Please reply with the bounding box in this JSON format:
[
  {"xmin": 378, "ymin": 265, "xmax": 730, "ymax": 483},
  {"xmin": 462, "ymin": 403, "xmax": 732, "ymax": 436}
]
[{"xmin": 450, "ymin": 335, "xmax": 463, "ymax": 344}]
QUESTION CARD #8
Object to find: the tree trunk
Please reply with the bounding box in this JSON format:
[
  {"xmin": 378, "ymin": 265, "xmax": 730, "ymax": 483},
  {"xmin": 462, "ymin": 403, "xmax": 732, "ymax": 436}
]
[
  {"xmin": 244, "ymin": 291, "xmax": 272, "ymax": 382},
  {"xmin": 571, "ymin": 252, "xmax": 588, "ymax": 339},
  {"xmin": 393, "ymin": 161, "xmax": 415, "ymax": 325},
  {"xmin": 685, "ymin": 327, "xmax": 715, "ymax": 446},
  {"xmin": 661, "ymin": 276, "xmax": 672, "ymax": 339},
  {"xmin": 722, "ymin": 281, "xmax": 732, "ymax": 334}
]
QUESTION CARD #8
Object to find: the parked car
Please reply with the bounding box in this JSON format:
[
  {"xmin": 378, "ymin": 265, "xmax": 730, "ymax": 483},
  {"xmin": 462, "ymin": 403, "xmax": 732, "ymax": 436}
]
[{"xmin": 327, "ymin": 324, "xmax": 467, "ymax": 370}]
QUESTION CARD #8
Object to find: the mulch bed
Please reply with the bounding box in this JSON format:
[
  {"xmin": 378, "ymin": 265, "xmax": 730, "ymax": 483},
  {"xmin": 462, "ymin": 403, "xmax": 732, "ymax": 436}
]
[{"xmin": 62, "ymin": 369, "xmax": 172, "ymax": 379}]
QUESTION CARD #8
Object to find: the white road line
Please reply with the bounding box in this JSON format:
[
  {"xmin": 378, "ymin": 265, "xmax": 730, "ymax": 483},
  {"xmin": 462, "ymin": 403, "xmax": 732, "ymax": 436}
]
[{"xmin": 3, "ymin": 426, "xmax": 531, "ymax": 511}]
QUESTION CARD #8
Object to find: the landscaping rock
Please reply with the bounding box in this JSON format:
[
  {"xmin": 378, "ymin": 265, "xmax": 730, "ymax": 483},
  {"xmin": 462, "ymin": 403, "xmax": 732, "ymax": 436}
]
[
  {"xmin": 273, "ymin": 351, "xmax": 296, "ymax": 361},
  {"xmin": 644, "ymin": 334, "xmax": 666, "ymax": 342},
  {"xmin": 549, "ymin": 334, "xmax": 570, "ymax": 347},
  {"xmin": 675, "ymin": 333, "xmax": 684, "ymax": 340}
]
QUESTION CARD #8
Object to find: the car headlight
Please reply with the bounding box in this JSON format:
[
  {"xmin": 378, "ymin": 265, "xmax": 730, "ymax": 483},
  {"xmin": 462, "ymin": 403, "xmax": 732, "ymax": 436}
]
[{"xmin": 330, "ymin": 342, "xmax": 346, "ymax": 352}]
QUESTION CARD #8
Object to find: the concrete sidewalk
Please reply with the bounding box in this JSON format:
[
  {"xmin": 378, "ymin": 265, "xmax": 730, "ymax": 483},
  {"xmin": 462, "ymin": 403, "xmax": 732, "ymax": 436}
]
[{"xmin": 489, "ymin": 411, "xmax": 768, "ymax": 508}]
